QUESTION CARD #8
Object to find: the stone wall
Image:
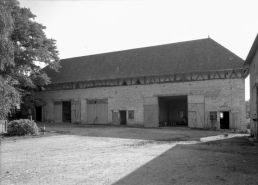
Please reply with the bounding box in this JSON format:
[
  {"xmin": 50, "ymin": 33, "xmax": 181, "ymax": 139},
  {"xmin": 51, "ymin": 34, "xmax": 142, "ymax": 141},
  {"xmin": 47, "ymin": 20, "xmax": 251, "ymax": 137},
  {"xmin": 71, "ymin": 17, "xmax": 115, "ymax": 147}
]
[
  {"xmin": 249, "ymin": 50, "xmax": 258, "ymax": 138},
  {"xmin": 35, "ymin": 78, "xmax": 246, "ymax": 130}
]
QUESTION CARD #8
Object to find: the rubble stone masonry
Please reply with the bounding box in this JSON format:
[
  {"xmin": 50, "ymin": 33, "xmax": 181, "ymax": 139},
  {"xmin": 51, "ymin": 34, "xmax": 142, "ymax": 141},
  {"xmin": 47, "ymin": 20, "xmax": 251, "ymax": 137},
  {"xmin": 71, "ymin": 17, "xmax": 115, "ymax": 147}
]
[{"xmin": 35, "ymin": 78, "xmax": 246, "ymax": 130}]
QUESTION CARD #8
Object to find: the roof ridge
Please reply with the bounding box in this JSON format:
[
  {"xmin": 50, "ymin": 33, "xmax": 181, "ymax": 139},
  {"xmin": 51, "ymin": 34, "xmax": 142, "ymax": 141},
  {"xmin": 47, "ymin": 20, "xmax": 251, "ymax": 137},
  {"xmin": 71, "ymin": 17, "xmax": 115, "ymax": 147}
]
[{"xmin": 61, "ymin": 38, "xmax": 210, "ymax": 61}]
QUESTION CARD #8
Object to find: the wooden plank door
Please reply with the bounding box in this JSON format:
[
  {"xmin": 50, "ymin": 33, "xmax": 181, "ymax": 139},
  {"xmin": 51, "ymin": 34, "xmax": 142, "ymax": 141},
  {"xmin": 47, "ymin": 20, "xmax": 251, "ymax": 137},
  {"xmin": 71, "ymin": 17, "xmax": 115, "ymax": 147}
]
[
  {"xmin": 87, "ymin": 100, "xmax": 97, "ymax": 124},
  {"xmin": 54, "ymin": 101, "xmax": 62, "ymax": 123},
  {"xmin": 87, "ymin": 99, "xmax": 108, "ymax": 124},
  {"xmin": 96, "ymin": 100, "xmax": 108, "ymax": 124},
  {"xmin": 143, "ymin": 97, "xmax": 158, "ymax": 127},
  {"xmin": 188, "ymin": 95, "xmax": 205, "ymax": 128},
  {"xmin": 71, "ymin": 100, "xmax": 81, "ymax": 123},
  {"xmin": 112, "ymin": 111, "xmax": 120, "ymax": 125},
  {"xmin": 188, "ymin": 111, "xmax": 197, "ymax": 127}
]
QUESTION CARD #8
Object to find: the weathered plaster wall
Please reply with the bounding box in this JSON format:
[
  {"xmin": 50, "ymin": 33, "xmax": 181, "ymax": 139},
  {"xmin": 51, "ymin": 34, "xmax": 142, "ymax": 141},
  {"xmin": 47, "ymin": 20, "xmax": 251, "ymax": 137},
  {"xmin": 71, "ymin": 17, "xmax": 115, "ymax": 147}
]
[
  {"xmin": 35, "ymin": 78, "xmax": 245, "ymax": 130},
  {"xmin": 249, "ymin": 50, "xmax": 258, "ymax": 137}
]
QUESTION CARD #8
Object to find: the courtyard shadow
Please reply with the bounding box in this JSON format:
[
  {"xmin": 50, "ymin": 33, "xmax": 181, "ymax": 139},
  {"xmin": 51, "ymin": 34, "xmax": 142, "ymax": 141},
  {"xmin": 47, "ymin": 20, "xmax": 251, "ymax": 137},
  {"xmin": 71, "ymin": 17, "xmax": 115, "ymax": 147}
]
[{"xmin": 111, "ymin": 137, "xmax": 258, "ymax": 185}]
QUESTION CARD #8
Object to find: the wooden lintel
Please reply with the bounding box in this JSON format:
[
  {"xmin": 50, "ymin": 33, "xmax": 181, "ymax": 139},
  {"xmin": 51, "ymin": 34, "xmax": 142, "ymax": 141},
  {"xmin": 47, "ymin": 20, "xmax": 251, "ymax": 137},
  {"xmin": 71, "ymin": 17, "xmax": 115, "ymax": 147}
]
[
  {"xmin": 229, "ymin": 70, "xmax": 238, "ymax": 78},
  {"xmin": 212, "ymin": 71, "xmax": 221, "ymax": 79},
  {"xmin": 163, "ymin": 75, "xmax": 171, "ymax": 82},
  {"xmin": 75, "ymin": 82, "xmax": 80, "ymax": 89},
  {"xmin": 95, "ymin": 80, "xmax": 101, "ymax": 86},
  {"xmin": 44, "ymin": 68, "xmax": 247, "ymax": 92},
  {"xmin": 180, "ymin": 74, "xmax": 187, "ymax": 81},
  {"xmin": 196, "ymin": 72, "xmax": 204, "ymax": 80},
  {"xmin": 109, "ymin": 79, "xmax": 115, "ymax": 86},
  {"xmin": 224, "ymin": 71, "xmax": 228, "ymax": 78},
  {"xmin": 149, "ymin": 77, "xmax": 156, "ymax": 84}
]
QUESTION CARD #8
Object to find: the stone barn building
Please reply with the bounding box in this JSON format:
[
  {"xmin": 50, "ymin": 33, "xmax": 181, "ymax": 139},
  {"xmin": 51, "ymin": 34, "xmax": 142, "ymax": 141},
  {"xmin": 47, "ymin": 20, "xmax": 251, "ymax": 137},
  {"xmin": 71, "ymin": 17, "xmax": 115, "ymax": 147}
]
[
  {"xmin": 34, "ymin": 38, "xmax": 247, "ymax": 130},
  {"xmin": 244, "ymin": 34, "xmax": 258, "ymax": 138}
]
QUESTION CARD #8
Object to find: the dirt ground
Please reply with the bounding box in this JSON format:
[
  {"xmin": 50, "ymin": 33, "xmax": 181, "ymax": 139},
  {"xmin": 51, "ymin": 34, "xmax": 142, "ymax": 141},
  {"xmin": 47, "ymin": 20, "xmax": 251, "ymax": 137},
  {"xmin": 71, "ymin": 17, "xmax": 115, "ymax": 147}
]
[{"xmin": 1, "ymin": 123, "xmax": 258, "ymax": 185}]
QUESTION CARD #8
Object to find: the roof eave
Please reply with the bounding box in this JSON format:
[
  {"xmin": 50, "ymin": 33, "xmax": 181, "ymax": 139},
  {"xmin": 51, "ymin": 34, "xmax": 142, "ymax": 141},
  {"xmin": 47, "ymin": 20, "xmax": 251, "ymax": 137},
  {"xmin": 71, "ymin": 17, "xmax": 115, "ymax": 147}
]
[{"xmin": 244, "ymin": 34, "xmax": 258, "ymax": 66}]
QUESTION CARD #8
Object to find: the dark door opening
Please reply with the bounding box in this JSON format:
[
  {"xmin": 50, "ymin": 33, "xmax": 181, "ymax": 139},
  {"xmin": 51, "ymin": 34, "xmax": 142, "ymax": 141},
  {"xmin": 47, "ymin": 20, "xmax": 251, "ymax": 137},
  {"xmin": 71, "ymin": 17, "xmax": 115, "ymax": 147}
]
[
  {"xmin": 120, "ymin": 111, "xmax": 127, "ymax": 125},
  {"xmin": 158, "ymin": 95, "xmax": 188, "ymax": 127},
  {"xmin": 220, "ymin": 111, "xmax": 229, "ymax": 129},
  {"xmin": 35, "ymin": 106, "xmax": 42, "ymax": 122},
  {"xmin": 63, "ymin": 101, "xmax": 71, "ymax": 122}
]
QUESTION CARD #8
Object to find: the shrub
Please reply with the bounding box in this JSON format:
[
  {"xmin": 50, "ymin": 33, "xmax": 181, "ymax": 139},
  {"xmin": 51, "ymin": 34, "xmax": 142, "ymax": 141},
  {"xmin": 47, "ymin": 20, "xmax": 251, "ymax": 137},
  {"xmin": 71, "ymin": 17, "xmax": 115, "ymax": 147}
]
[{"xmin": 7, "ymin": 119, "xmax": 39, "ymax": 136}]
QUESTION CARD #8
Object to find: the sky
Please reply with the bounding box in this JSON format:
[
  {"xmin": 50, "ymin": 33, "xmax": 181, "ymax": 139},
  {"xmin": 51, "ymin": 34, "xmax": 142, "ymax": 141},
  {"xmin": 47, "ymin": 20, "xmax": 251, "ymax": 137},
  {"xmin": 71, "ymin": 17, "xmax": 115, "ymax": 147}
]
[{"xmin": 19, "ymin": 0, "xmax": 258, "ymax": 100}]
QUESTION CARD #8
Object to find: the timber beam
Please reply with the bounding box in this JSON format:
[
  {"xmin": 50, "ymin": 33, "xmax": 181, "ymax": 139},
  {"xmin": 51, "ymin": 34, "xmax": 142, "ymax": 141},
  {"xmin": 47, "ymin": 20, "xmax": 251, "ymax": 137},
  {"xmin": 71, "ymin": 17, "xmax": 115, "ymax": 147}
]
[{"xmin": 43, "ymin": 68, "xmax": 246, "ymax": 91}]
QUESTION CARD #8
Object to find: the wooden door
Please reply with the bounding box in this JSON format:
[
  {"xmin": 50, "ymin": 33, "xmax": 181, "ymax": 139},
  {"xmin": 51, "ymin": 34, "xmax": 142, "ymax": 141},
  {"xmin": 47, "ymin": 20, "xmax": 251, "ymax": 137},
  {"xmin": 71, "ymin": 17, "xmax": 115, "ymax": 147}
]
[
  {"xmin": 71, "ymin": 100, "xmax": 81, "ymax": 123},
  {"xmin": 188, "ymin": 111, "xmax": 197, "ymax": 127},
  {"xmin": 143, "ymin": 97, "xmax": 158, "ymax": 127},
  {"xmin": 112, "ymin": 111, "xmax": 119, "ymax": 125},
  {"xmin": 87, "ymin": 100, "xmax": 97, "ymax": 124},
  {"xmin": 87, "ymin": 99, "xmax": 108, "ymax": 124},
  {"xmin": 96, "ymin": 100, "xmax": 108, "ymax": 124},
  {"xmin": 188, "ymin": 95, "xmax": 205, "ymax": 128},
  {"xmin": 54, "ymin": 101, "xmax": 62, "ymax": 123}
]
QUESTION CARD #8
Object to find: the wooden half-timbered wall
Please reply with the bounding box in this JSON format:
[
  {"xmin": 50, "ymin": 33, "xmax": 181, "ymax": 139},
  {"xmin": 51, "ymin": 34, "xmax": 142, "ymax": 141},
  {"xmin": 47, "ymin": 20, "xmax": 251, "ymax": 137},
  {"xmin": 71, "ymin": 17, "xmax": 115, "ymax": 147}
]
[{"xmin": 42, "ymin": 68, "xmax": 248, "ymax": 92}]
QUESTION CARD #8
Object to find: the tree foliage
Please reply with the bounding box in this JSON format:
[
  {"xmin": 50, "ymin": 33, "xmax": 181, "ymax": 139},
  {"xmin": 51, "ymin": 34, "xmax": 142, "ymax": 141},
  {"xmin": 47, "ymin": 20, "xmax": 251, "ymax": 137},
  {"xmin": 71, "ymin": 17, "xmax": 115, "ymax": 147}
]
[
  {"xmin": 0, "ymin": 0, "xmax": 19, "ymax": 119},
  {"xmin": 0, "ymin": 0, "xmax": 60, "ymax": 118}
]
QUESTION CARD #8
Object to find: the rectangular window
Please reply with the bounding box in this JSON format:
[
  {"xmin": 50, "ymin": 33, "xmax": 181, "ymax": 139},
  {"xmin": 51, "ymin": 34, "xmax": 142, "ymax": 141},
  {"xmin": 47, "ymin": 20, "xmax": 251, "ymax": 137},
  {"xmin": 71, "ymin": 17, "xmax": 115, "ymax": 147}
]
[
  {"xmin": 210, "ymin": 111, "xmax": 217, "ymax": 121},
  {"xmin": 128, "ymin": 110, "xmax": 134, "ymax": 119}
]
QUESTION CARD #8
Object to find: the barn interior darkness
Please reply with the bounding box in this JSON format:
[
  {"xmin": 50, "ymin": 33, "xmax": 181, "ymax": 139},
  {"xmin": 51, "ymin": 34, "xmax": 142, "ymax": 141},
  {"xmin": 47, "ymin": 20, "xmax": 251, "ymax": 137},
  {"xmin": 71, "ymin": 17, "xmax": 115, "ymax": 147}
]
[
  {"xmin": 220, "ymin": 111, "xmax": 230, "ymax": 129},
  {"xmin": 35, "ymin": 106, "xmax": 42, "ymax": 122},
  {"xmin": 159, "ymin": 96, "xmax": 188, "ymax": 127},
  {"xmin": 62, "ymin": 101, "xmax": 71, "ymax": 122}
]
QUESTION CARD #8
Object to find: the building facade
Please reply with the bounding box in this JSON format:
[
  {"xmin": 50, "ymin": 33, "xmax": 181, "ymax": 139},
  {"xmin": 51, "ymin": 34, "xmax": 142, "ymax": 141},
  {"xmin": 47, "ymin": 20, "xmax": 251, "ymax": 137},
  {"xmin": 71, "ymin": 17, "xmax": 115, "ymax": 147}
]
[
  {"xmin": 244, "ymin": 34, "xmax": 258, "ymax": 138},
  {"xmin": 34, "ymin": 38, "xmax": 247, "ymax": 130}
]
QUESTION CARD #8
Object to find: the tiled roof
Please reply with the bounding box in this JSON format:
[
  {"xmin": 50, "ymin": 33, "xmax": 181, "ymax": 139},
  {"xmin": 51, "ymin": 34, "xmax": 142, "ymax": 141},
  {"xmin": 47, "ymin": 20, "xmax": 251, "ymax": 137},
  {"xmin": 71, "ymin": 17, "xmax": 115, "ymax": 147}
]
[{"xmin": 43, "ymin": 38, "xmax": 244, "ymax": 84}]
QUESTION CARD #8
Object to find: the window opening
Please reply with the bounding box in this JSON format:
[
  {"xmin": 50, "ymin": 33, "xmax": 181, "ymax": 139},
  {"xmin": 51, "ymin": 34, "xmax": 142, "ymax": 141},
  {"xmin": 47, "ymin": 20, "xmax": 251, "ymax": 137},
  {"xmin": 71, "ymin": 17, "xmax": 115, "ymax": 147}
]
[{"xmin": 128, "ymin": 110, "xmax": 134, "ymax": 119}]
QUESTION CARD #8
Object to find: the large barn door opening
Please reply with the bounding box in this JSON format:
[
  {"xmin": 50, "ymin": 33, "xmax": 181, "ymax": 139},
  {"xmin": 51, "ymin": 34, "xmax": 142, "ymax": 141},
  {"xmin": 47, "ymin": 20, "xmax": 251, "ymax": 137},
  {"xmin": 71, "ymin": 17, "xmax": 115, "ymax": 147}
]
[
  {"xmin": 158, "ymin": 96, "xmax": 187, "ymax": 127},
  {"xmin": 54, "ymin": 101, "xmax": 62, "ymax": 123},
  {"xmin": 188, "ymin": 95, "xmax": 205, "ymax": 128},
  {"xmin": 87, "ymin": 99, "xmax": 108, "ymax": 124},
  {"xmin": 71, "ymin": 100, "xmax": 81, "ymax": 123},
  {"xmin": 143, "ymin": 97, "xmax": 158, "ymax": 127}
]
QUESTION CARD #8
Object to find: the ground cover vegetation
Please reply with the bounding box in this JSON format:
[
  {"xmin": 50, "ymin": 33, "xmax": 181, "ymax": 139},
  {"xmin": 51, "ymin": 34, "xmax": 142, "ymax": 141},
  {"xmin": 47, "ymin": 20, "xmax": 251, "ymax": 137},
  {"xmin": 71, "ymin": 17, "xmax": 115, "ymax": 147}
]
[{"xmin": 7, "ymin": 119, "xmax": 38, "ymax": 136}]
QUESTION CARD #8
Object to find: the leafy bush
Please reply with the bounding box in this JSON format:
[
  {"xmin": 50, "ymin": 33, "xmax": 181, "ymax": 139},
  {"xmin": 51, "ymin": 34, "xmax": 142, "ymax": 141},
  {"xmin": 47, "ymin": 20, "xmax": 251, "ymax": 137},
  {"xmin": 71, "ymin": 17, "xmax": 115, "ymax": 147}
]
[{"xmin": 7, "ymin": 119, "xmax": 39, "ymax": 136}]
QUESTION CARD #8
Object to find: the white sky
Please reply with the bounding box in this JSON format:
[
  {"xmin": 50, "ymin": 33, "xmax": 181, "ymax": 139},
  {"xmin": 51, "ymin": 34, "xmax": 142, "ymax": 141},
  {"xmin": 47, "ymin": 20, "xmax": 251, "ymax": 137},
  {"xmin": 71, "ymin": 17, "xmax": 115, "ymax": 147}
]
[{"xmin": 19, "ymin": 0, "xmax": 258, "ymax": 100}]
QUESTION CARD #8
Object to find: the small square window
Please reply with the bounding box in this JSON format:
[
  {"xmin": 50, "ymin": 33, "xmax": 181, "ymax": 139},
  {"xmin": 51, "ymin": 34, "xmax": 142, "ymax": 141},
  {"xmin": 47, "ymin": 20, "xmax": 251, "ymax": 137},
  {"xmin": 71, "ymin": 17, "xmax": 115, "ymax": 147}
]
[
  {"xmin": 128, "ymin": 110, "xmax": 134, "ymax": 119},
  {"xmin": 210, "ymin": 111, "xmax": 217, "ymax": 121}
]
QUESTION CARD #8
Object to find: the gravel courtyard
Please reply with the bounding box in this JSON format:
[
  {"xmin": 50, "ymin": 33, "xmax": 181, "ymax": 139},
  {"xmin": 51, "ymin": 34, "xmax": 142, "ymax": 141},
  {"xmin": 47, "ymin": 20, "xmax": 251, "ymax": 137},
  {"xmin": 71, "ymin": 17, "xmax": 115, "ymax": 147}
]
[{"xmin": 1, "ymin": 123, "xmax": 258, "ymax": 185}]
